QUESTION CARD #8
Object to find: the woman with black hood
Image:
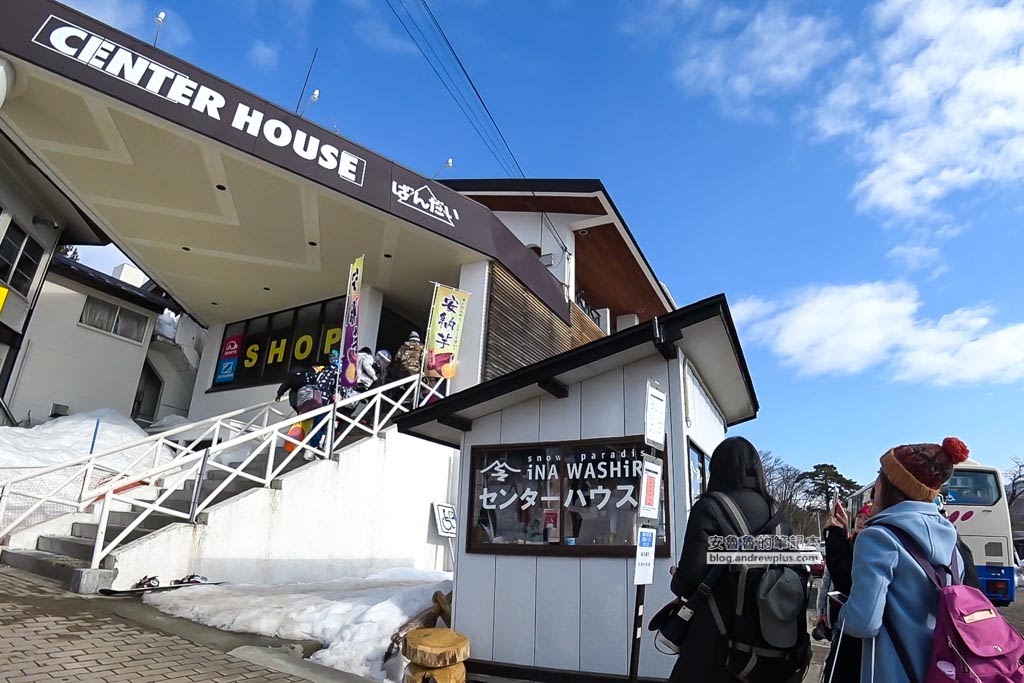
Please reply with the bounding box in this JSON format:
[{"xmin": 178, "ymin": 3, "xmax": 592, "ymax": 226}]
[{"xmin": 669, "ymin": 437, "xmax": 810, "ymax": 682}]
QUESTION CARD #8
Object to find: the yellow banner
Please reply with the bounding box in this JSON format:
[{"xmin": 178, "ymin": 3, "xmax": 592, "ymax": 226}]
[
  {"xmin": 424, "ymin": 285, "xmax": 470, "ymax": 379},
  {"xmin": 0, "ymin": 285, "xmax": 7, "ymax": 314}
]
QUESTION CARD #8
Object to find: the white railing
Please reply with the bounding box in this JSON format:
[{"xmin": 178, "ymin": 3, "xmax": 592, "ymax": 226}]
[{"xmin": 0, "ymin": 374, "xmax": 445, "ymax": 568}]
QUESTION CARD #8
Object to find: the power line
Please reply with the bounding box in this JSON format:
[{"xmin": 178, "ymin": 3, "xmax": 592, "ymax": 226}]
[{"xmin": 383, "ymin": 0, "xmax": 516, "ymax": 178}]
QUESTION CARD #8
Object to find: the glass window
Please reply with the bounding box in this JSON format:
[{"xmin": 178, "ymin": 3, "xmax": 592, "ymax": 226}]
[
  {"xmin": 10, "ymin": 237, "xmax": 43, "ymax": 296},
  {"xmin": 235, "ymin": 316, "xmax": 269, "ymax": 385},
  {"xmin": 113, "ymin": 307, "xmax": 148, "ymax": 342},
  {"xmin": 80, "ymin": 297, "xmax": 118, "ymax": 333},
  {"xmin": 940, "ymin": 470, "xmax": 1001, "ymax": 506},
  {"xmin": 80, "ymin": 297, "xmax": 148, "ymax": 342},
  {"xmin": 263, "ymin": 310, "xmax": 296, "ymax": 383},
  {"xmin": 0, "ymin": 223, "xmax": 25, "ymax": 282},
  {"xmin": 689, "ymin": 441, "xmax": 709, "ymax": 506},
  {"xmin": 468, "ymin": 437, "xmax": 671, "ymax": 556},
  {"xmin": 291, "ymin": 303, "xmax": 323, "ymax": 367}
]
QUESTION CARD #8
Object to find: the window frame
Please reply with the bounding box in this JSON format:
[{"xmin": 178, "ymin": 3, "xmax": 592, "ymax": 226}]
[
  {"xmin": 78, "ymin": 295, "xmax": 150, "ymax": 344},
  {"xmin": 0, "ymin": 221, "xmax": 45, "ymax": 299},
  {"xmin": 687, "ymin": 438, "xmax": 710, "ymax": 507},
  {"xmin": 466, "ymin": 436, "xmax": 672, "ymax": 558}
]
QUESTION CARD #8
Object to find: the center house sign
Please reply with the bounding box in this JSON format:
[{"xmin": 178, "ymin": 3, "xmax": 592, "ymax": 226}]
[{"xmin": 468, "ymin": 436, "xmax": 671, "ymax": 557}]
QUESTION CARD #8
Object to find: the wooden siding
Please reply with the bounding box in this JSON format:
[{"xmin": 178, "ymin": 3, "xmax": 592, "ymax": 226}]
[{"xmin": 483, "ymin": 263, "xmax": 604, "ymax": 382}]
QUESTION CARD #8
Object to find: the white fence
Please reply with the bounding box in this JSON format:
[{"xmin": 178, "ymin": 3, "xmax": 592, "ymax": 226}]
[{"xmin": 0, "ymin": 374, "xmax": 446, "ymax": 566}]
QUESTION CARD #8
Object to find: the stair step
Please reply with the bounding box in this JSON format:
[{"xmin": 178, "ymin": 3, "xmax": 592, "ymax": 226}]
[
  {"xmin": 207, "ymin": 456, "xmax": 310, "ymax": 481},
  {"xmin": 71, "ymin": 522, "xmax": 154, "ymax": 545},
  {"xmin": 107, "ymin": 511, "xmax": 183, "ymax": 528},
  {"xmin": 0, "ymin": 548, "xmax": 87, "ymax": 584},
  {"xmin": 36, "ymin": 535, "xmax": 97, "ymax": 562},
  {"xmin": 178, "ymin": 478, "xmax": 260, "ymax": 498}
]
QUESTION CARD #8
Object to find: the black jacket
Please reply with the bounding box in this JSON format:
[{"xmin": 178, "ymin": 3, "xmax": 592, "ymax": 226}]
[
  {"xmin": 276, "ymin": 366, "xmax": 316, "ymax": 412},
  {"xmin": 669, "ymin": 487, "xmax": 784, "ymax": 683}
]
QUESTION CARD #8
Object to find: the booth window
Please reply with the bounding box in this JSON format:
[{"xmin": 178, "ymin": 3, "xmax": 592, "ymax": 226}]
[
  {"xmin": 688, "ymin": 440, "xmax": 709, "ymax": 507},
  {"xmin": 468, "ymin": 437, "xmax": 671, "ymax": 557},
  {"xmin": 0, "ymin": 223, "xmax": 44, "ymax": 297},
  {"xmin": 79, "ymin": 297, "xmax": 148, "ymax": 342}
]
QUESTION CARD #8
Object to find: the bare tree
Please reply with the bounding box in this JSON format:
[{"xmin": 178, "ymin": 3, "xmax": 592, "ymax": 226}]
[
  {"xmin": 1006, "ymin": 457, "xmax": 1024, "ymax": 508},
  {"xmin": 760, "ymin": 450, "xmax": 804, "ymax": 518}
]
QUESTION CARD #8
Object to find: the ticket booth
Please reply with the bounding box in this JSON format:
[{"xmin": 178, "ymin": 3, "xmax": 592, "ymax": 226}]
[{"xmin": 397, "ymin": 294, "xmax": 759, "ymax": 682}]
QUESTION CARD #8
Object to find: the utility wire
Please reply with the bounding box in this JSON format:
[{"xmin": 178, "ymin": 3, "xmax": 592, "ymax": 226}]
[
  {"xmin": 416, "ymin": 0, "xmax": 569, "ymax": 254},
  {"xmin": 384, "ymin": 0, "xmax": 517, "ymax": 178}
]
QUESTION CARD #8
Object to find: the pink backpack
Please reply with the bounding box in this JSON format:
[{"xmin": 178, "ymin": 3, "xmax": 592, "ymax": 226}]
[{"xmin": 879, "ymin": 523, "xmax": 1024, "ymax": 682}]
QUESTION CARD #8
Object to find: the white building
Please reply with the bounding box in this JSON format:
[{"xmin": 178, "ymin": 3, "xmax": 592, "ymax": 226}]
[{"xmin": 4, "ymin": 255, "xmax": 202, "ymax": 426}]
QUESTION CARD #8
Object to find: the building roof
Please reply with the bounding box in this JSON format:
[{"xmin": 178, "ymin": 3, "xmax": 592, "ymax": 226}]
[
  {"xmin": 396, "ymin": 293, "xmax": 758, "ymax": 447},
  {"xmin": 0, "ymin": 3, "xmax": 568, "ymax": 326},
  {"xmin": 442, "ymin": 178, "xmax": 674, "ymax": 322},
  {"xmin": 49, "ymin": 255, "xmax": 176, "ymax": 314}
]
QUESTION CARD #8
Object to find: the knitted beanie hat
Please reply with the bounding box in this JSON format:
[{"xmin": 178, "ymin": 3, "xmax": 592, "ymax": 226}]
[{"xmin": 880, "ymin": 437, "xmax": 970, "ymax": 502}]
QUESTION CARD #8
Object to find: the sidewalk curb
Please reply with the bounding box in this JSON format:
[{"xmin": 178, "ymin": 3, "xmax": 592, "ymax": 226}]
[{"xmin": 230, "ymin": 645, "xmax": 376, "ymax": 682}]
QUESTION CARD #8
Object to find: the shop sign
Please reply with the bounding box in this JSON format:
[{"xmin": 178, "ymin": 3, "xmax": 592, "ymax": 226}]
[
  {"xmin": 31, "ymin": 15, "xmax": 367, "ymax": 187},
  {"xmin": 214, "ymin": 358, "xmax": 237, "ymax": 384},
  {"xmin": 468, "ymin": 438, "xmax": 669, "ymax": 555},
  {"xmin": 392, "ymin": 183, "xmax": 461, "ymax": 227},
  {"xmin": 339, "ymin": 256, "xmax": 364, "ymax": 388},
  {"xmin": 638, "ymin": 458, "xmax": 663, "ymax": 522},
  {"xmin": 634, "ymin": 526, "xmax": 656, "ymax": 585},
  {"xmin": 0, "ymin": 285, "xmax": 8, "ymax": 314},
  {"xmin": 644, "ymin": 380, "xmax": 666, "ymax": 451},
  {"xmin": 433, "ymin": 503, "xmax": 457, "ymax": 539},
  {"xmin": 423, "ymin": 285, "xmax": 470, "ymax": 379}
]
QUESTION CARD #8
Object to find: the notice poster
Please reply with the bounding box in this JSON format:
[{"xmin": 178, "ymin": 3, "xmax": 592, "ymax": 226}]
[
  {"xmin": 339, "ymin": 255, "xmax": 364, "ymax": 388},
  {"xmin": 424, "ymin": 285, "xmax": 470, "ymax": 379}
]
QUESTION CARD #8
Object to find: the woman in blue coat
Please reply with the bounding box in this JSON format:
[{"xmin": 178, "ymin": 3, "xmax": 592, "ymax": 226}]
[{"xmin": 838, "ymin": 437, "xmax": 971, "ymax": 682}]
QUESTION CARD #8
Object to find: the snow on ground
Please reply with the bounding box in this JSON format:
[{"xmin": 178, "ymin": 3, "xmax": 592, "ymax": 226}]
[
  {"xmin": 155, "ymin": 310, "xmax": 178, "ymax": 339},
  {"xmin": 145, "ymin": 568, "xmax": 452, "ymax": 682},
  {"xmin": 0, "ymin": 409, "xmax": 171, "ymax": 470}
]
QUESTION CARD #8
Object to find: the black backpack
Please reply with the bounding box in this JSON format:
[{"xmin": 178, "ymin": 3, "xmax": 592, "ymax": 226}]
[{"xmin": 706, "ymin": 492, "xmax": 811, "ymax": 682}]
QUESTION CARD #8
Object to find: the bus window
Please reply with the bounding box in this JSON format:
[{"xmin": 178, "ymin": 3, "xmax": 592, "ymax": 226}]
[{"xmin": 940, "ymin": 470, "xmax": 1000, "ymax": 506}]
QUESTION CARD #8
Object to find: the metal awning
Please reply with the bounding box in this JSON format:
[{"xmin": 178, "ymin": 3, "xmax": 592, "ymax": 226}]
[{"xmin": 0, "ymin": 2, "xmax": 568, "ymax": 326}]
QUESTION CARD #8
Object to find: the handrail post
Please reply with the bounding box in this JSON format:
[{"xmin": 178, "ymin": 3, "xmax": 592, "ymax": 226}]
[
  {"xmin": 265, "ymin": 432, "xmax": 275, "ymax": 485},
  {"xmin": 326, "ymin": 401, "xmax": 337, "ymax": 460},
  {"xmin": 0, "ymin": 484, "xmax": 8, "ymax": 531},
  {"xmin": 91, "ymin": 495, "xmax": 112, "ymax": 569},
  {"xmin": 188, "ymin": 449, "xmax": 212, "ymax": 524},
  {"xmin": 373, "ymin": 393, "xmax": 382, "ymax": 436}
]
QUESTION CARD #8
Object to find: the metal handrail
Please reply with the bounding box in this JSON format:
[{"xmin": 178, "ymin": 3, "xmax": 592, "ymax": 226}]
[
  {"xmin": 0, "ymin": 373, "xmax": 444, "ymax": 567},
  {"xmin": 86, "ymin": 375, "xmax": 435, "ymax": 568}
]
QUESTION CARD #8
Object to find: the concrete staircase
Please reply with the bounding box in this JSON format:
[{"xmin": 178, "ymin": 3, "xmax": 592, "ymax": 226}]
[{"xmin": 0, "ymin": 448, "xmax": 311, "ymax": 589}]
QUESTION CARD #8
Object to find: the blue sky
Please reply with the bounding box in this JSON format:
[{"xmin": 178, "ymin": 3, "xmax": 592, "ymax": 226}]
[{"xmin": 65, "ymin": 0, "xmax": 1024, "ymax": 485}]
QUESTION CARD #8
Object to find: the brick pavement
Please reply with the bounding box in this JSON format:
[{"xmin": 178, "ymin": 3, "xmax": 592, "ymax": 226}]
[{"xmin": 0, "ymin": 567, "xmax": 307, "ymax": 682}]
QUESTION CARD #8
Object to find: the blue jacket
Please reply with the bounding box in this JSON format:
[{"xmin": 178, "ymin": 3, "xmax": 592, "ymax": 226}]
[{"xmin": 838, "ymin": 501, "xmax": 962, "ymax": 683}]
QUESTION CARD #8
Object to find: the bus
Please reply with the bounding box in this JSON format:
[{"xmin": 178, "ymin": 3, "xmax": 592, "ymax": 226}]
[{"xmin": 847, "ymin": 460, "xmax": 1016, "ymax": 605}]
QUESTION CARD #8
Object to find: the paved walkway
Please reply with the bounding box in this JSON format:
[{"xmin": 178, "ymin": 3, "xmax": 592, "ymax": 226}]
[{"xmin": 0, "ymin": 567, "xmax": 306, "ymax": 682}]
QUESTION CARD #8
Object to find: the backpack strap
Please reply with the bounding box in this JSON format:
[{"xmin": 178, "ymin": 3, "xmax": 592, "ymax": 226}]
[{"xmin": 871, "ymin": 522, "xmax": 951, "ymax": 683}]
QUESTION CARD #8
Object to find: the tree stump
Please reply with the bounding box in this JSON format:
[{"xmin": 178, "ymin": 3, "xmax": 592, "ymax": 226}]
[
  {"xmin": 403, "ymin": 628, "xmax": 470, "ymax": 669},
  {"xmin": 403, "ymin": 661, "xmax": 466, "ymax": 683}
]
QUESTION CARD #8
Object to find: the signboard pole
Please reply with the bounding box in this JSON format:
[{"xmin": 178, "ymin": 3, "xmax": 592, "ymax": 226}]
[
  {"xmin": 631, "ymin": 379, "xmax": 667, "ymax": 683},
  {"xmin": 415, "ymin": 283, "xmax": 440, "ymax": 409}
]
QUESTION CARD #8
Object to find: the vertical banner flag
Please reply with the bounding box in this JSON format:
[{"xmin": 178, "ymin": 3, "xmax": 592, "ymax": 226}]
[
  {"xmin": 424, "ymin": 284, "xmax": 471, "ymax": 379},
  {"xmin": 339, "ymin": 255, "xmax": 364, "ymax": 388}
]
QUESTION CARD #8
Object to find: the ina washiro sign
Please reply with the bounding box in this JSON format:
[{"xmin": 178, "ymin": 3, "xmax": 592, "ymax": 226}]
[{"xmin": 31, "ymin": 15, "xmax": 368, "ymax": 187}]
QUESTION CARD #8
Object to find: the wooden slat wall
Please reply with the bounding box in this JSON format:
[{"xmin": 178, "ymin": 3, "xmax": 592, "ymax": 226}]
[{"xmin": 483, "ymin": 264, "xmax": 605, "ymax": 382}]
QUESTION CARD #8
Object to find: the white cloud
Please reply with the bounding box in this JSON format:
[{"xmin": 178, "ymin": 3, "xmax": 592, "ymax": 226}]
[
  {"xmin": 886, "ymin": 244, "xmax": 941, "ymax": 271},
  {"xmin": 345, "ymin": 0, "xmax": 418, "ymax": 55},
  {"xmin": 814, "ymin": 0, "xmax": 1024, "ymax": 217},
  {"xmin": 675, "ymin": 3, "xmax": 846, "ymax": 116},
  {"xmin": 248, "ymin": 41, "xmax": 279, "ymax": 69},
  {"xmin": 738, "ymin": 281, "xmax": 1024, "ymax": 386},
  {"xmin": 731, "ymin": 296, "xmax": 778, "ymax": 326}
]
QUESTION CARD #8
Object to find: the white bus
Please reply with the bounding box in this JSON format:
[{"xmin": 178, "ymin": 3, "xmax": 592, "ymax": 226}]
[{"xmin": 847, "ymin": 460, "xmax": 1015, "ymax": 605}]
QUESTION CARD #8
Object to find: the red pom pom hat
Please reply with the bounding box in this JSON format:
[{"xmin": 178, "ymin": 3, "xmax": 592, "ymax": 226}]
[{"xmin": 880, "ymin": 437, "xmax": 970, "ymax": 502}]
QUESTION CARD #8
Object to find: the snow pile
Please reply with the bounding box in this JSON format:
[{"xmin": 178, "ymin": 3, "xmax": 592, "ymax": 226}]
[
  {"xmin": 145, "ymin": 568, "xmax": 452, "ymax": 681},
  {"xmin": 0, "ymin": 409, "xmax": 171, "ymax": 470},
  {"xmin": 155, "ymin": 310, "xmax": 178, "ymax": 340},
  {"xmin": 147, "ymin": 414, "xmax": 191, "ymax": 431}
]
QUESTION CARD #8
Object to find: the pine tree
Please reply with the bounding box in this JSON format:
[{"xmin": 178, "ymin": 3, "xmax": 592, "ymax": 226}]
[{"xmin": 57, "ymin": 245, "xmax": 80, "ymax": 262}]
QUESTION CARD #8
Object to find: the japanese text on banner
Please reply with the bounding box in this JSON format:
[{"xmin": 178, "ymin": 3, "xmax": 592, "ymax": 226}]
[
  {"xmin": 424, "ymin": 285, "xmax": 470, "ymax": 379},
  {"xmin": 339, "ymin": 255, "xmax": 364, "ymax": 388}
]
